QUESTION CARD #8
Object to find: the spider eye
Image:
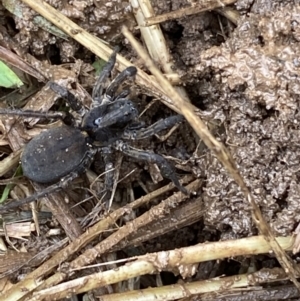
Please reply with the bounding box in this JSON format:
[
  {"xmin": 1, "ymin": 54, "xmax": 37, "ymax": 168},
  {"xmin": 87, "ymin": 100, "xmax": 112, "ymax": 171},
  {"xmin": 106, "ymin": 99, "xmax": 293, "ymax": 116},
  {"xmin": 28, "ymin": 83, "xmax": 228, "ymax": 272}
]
[
  {"xmin": 131, "ymin": 107, "xmax": 138, "ymax": 116},
  {"xmin": 94, "ymin": 118, "xmax": 101, "ymax": 125}
]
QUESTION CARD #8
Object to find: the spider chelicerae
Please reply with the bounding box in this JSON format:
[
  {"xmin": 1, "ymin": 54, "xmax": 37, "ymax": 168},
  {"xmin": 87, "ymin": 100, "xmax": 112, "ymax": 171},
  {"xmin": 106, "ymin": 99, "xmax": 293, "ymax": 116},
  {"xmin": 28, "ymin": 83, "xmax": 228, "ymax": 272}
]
[{"xmin": 0, "ymin": 48, "xmax": 187, "ymax": 213}]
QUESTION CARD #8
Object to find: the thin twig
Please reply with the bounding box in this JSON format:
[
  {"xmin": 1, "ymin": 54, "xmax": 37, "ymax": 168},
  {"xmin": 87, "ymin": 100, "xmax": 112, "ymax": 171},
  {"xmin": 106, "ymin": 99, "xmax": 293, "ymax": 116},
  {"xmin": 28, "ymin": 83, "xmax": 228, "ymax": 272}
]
[{"xmin": 144, "ymin": 0, "xmax": 237, "ymax": 26}]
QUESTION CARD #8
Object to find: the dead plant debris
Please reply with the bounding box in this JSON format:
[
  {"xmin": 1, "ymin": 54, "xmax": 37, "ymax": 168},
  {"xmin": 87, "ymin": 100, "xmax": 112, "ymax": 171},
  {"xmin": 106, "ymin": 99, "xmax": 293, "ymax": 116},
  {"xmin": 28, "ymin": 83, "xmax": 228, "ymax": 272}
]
[{"xmin": 1, "ymin": 0, "xmax": 300, "ymax": 300}]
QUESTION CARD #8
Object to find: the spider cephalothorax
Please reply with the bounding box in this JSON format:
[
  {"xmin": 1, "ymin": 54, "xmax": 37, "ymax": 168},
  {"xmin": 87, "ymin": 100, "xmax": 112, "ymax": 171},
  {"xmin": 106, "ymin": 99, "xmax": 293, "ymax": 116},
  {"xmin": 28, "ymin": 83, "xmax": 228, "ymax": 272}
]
[{"xmin": 0, "ymin": 48, "xmax": 187, "ymax": 213}]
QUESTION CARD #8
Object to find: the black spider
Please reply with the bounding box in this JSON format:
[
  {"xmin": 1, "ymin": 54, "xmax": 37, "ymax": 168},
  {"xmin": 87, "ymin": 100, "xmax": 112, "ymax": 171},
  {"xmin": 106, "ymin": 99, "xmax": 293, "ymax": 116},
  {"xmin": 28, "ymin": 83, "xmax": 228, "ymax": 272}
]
[{"xmin": 0, "ymin": 48, "xmax": 187, "ymax": 213}]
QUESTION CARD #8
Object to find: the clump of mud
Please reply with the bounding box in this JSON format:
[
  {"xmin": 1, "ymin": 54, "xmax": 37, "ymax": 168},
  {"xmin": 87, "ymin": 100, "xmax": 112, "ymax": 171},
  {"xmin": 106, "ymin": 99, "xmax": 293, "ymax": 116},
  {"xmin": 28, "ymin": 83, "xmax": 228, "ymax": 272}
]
[
  {"xmin": 194, "ymin": 4, "xmax": 300, "ymax": 238},
  {"xmin": 1, "ymin": 0, "xmax": 134, "ymax": 60}
]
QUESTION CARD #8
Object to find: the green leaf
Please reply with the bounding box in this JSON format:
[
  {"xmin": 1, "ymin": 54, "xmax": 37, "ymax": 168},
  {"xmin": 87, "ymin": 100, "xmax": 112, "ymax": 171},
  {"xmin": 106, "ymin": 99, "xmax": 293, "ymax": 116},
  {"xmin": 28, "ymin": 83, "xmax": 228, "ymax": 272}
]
[
  {"xmin": 0, "ymin": 165, "xmax": 23, "ymax": 204},
  {"xmin": 92, "ymin": 59, "xmax": 107, "ymax": 75},
  {"xmin": 0, "ymin": 183, "xmax": 13, "ymax": 204},
  {"xmin": 0, "ymin": 60, "xmax": 23, "ymax": 88}
]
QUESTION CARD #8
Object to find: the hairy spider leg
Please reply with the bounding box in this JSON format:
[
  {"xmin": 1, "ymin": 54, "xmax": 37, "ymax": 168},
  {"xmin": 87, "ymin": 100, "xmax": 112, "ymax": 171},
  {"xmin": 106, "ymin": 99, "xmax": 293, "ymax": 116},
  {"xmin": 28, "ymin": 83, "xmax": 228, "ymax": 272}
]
[
  {"xmin": 116, "ymin": 114, "xmax": 187, "ymax": 194},
  {"xmin": 0, "ymin": 108, "xmax": 77, "ymax": 127},
  {"xmin": 0, "ymin": 109, "xmax": 67, "ymax": 120},
  {"xmin": 92, "ymin": 48, "xmax": 137, "ymax": 105},
  {"xmin": 115, "ymin": 141, "xmax": 188, "ymax": 194},
  {"xmin": 92, "ymin": 47, "xmax": 118, "ymax": 103},
  {"xmin": 0, "ymin": 148, "xmax": 97, "ymax": 213},
  {"xmin": 49, "ymin": 82, "xmax": 85, "ymax": 113},
  {"xmin": 101, "ymin": 146, "xmax": 114, "ymax": 200},
  {"xmin": 0, "ymin": 83, "xmax": 85, "ymax": 126},
  {"xmin": 122, "ymin": 115, "xmax": 184, "ymax": 140},
  {"xmin": 105, "ymin": 66, "xmax": 137, "ymax": 102},
  {"xmin": 114, "ymin": 89, "xmax": 131, "ymax": 100}
]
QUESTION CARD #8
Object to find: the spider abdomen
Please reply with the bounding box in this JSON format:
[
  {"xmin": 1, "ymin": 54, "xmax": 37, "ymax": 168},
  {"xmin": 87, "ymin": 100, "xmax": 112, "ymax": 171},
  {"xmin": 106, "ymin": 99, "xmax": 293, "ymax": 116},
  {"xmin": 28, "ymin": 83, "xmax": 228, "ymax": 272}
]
[{"xmin": 21, "ymin": 126, "xmax": 89, "ymax": 184}]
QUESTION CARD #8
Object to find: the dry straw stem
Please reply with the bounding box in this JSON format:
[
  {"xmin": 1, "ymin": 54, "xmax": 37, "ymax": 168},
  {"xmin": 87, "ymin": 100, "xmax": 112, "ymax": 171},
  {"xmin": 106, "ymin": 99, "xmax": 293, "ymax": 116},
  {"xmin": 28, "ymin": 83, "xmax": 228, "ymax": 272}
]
[
  {"xmin": 216, "ymin": 6, "xmax": 240, "ymax": 25},
  {"xmin": 130, "ymin": 0, "xmax": 175, "ymax": 75},
  {"xmin": 89, "ymin": 265, "xmax": 298, "ymax": 301},
  {"xmin": 144, "ymin": 0, "xmax": 237, "ymax": 26},
  {"xmin": 0, "ymin": 221, "xmax": 33, "ymax": 238},
  {"xmin": 27, "ymin": 236, "xmax": 293, "ymax": 300},
  {"xmin": 1, "ymin": 176, "xmax": 193, "ymax": 301},
  {"xmin": 0, "ymin": 251, "xmax": 33, "ymax": 274},
  {"xmin": 130, "ymin": 0, "xmax": 189, "ymax": 100},
  {"xmin": 111, "ymin": 196, "xmax": 204, "ymax": 251},
  {"xmin": 121, "ymin": 26, "xmax": 300, "ymax": 290}
]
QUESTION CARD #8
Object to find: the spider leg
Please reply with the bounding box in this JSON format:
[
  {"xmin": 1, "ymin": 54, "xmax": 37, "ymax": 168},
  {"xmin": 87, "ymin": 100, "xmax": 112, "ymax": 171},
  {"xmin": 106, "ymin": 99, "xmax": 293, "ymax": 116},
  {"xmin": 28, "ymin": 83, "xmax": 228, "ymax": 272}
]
[
  {"xmin": 92, "ymin": 47, "xmax": 119, "ymax": 103},
  {"xmin": 91, "ymin": 46, "xmax": 137, "ymax": 105},
  {"xmin": 0, "ymin": 83, "xmax": 84, "ymax": 125},
  {"xmin": 0, "ymin": 174, "xmax": 75, "ymax": 212},
  {"xmin": 0, "ymin": 108, "xmax": 76, "ymax": 126},
  {"xmin": 0, "ymin": 109, "xmax": 66, "ymax": 120},
  {"xmin": 115, "ymin": 89, "xmax": 130, "ymax": 100},
  {"xmin": 49, "ymin": 82, "xmax": 85, "ymax": 113},
  {"xmin": 122, "ymin": 115, "xmax": 184, "ymax": 140},
  {"xmin": 105, "ymin": 67, "xmax": 137, "ymax": 102},
  {"xmin": 0, "ymin": 148, "xmax": 96, "ymax": 213},
  {"xmin": 124, "ymin": 121, "xmax": 146, "ymax": 131},
  {"xmin": 101, "ymin": 146, "xmax": 123, "ymax": 209},
  {"xmin": 115, "ymin": 141, "xmax": 188, "ymax": 194},
  {"xmin": 102, "ymin": 146, "xmax": 114, "ymax": 193}
]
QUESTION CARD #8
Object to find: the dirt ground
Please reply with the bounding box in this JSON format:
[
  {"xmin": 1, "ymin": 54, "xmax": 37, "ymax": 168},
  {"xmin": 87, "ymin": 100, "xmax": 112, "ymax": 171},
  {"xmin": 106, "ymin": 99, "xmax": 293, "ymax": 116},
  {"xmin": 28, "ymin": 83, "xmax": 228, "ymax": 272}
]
[{"xmin": 1, "ymin": 0, "xmax": 300, "ymax": 300}]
